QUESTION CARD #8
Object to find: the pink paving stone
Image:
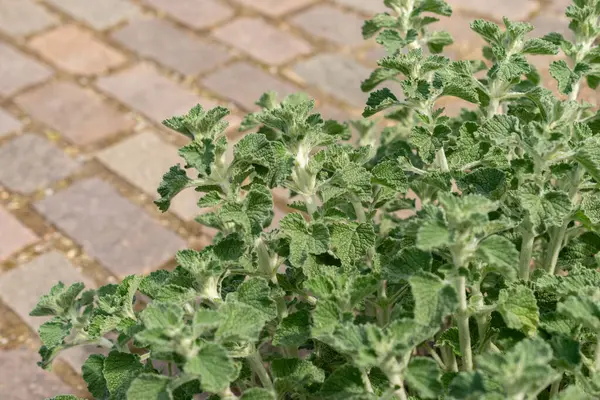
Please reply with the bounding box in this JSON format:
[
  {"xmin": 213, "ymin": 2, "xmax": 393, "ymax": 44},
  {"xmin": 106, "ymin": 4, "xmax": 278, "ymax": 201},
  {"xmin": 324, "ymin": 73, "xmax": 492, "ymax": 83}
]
[
  {"xmin": 28, "ymin": 25, "xmax": 127, "ymax": 75},
  {"xmin": 445, "ymin": 0, "xmax": 538, "ymax": 21},
  {"xmin": 142, "ymin": 0, "xmax": 234, "ymax": 29},
  {"xmin": 290, "ymin": 5, "xmax": 365, "ymax": 46},
  {"xmin": 431, "ymin": 13, "xmax": 486, "ymax": 59},
  {"xmin": 212, "ymin": 18, "xmax": 312, "ymax": 66},
  {"xmin": 96, "ymin": 64, "xmax": 214, "ymax": 124},
  {"xmin": 0, "ymin": 108, "xmax": 22, "ymax": 137},
  {"xmin": 202, "ymin": 62, "xmax": 301, "ymax": 111},
  {"xmin": 0, "ymin": 0, "xmax": 58, "ymax": 37},
  {"xmin": 230, "ymin": 0, "xmax": 315, "ymax": 17},
  {"xmin": 45, "ymin": 0, "xmax": 143, "ymax": 30},
  {"xmin": 15, "ymin": 81, "xmax": 134, "ymax": 145},
  {"xmin": 334, "ymin": 0, "xmax": 388, "ymax": 15},
  {"xmin": 112, "ymin": 18, "xmax": 231, "ymax": 76},
  {"xmin": 0, "ymin": 206, "xmax": 37, "ymax": 262},
  {"xmin": 0, "ymin": 42, "xmax": 53, "ymax": 98}
]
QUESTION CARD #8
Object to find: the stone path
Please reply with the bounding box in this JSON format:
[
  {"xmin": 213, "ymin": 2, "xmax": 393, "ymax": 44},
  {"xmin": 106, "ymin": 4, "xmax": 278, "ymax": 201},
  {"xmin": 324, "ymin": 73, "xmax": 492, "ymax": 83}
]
[{"xmin": 0, "ymin": 0, "xmax": 596, "ymax": 398}]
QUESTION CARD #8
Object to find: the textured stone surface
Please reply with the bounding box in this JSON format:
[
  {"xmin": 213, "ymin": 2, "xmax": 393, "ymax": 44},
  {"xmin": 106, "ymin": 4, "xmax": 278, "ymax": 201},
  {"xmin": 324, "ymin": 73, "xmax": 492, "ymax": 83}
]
[
  {"xmin": 292, "ymin": 53, "xmax": 371, "ymax": 108},
  {"xmin": 45, "ymin": 0, "xmax": 142, "ymax": 29},
  {"xmin": 29, "ymin": 25, "xmax": 127, "ymax": 75},
  {"xmin": 291, "ymin": 5, "xmax": 364, "ymax": 46},
  {"xmin": 0, "ymin": 108, "xmax": 21, "ymax": 137},
  {"xmin": 230, "ymin": 0, "xmax": 315, "ymax": 16},
  {"xmin": 213, "ymin": 18, "xmax": 311, "ymax": 65},
  {"xmin": 142, "ymin": 0, "xmax": 234, "ymax": 29},
  {"xmin": 96, "ymin": 64, "xmax": 213, "ymax": 124},
  {"xmin": 0, "ymin": 347, "xmax": 76, "ymax": 400},
  {"xmin": 446, "ymin": 0, "xmax": 538, "ymax": 20},
  {"xmin": 96, "ymin": 130, "xmax": 200, "ymax": 220},
  {"xmin": 0, "ymin": 0, "xmax": 57, "ymax": 36},
  {"xmin": 0, "ymin": 133, "xmax": 80, "ymax": 194},
  {"xmin": 34, "ymin": 179, "xmax": 186, "ymax": 276},
  {"xmin": 0, "ymin": 206, "xmax": 37, "ymax": 262},
  {"xmin": 334, "ymin": 0, "xmax": 388, "ymax": 14},
  {"xmin": 15, "ymin": 81, "xmax": 134, "ymax": 145},
  {"xmin": 112, "ymin": 18, "xmax": 230, "ymax": 75},
  {"xmin": 202, "ymin": 62, "xmax": 300, "ymax": 110},
  {"xmin": 0, "ymin": 42, "xmax": 53, "ymax": 97}
]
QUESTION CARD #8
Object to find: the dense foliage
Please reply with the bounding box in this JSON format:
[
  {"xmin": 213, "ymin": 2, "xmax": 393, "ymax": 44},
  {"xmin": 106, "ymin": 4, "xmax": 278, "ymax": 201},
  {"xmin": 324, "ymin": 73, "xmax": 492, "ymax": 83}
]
[{"xmin": 33, "ymin": 1, "xmax": 600, "ymax": 399}]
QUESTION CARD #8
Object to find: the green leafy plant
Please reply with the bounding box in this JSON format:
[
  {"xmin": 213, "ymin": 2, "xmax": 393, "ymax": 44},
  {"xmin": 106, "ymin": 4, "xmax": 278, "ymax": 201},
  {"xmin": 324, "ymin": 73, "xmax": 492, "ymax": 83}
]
[{"xmin": 34, "ymin": 1, "xmax": 600, "ymax": 399}]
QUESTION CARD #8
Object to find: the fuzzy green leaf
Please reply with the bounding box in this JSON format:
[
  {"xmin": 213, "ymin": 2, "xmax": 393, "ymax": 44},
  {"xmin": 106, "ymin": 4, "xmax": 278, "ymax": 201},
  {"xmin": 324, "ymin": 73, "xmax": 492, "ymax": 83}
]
[
  {"xmin": 240, "ymin": 388, "xmax": 275, "ymax": 400},
  {"xmin": 409, "ymin": 272, "xmax": 458, "ymax": 328},
  {"xmin": 82, "ymin": 355, "xmax": 109, "ymax": 400},
  {"xmin": 185, "ymin": 343, "xmax": 237, "ymax": 393},
  {"xmin": 155, "ymin": 165, "xmax": 191, "ymax": 212},
  {"xmin": 30, "ymin": 282, "xmax": 85, "ymax": 317},
  {"xmin": 280, "ymin": 214, "xmax": 330, "ymax": 268},
  {"xmin": 329, "ymin": 222, "xmax": 376, "ymax": 267},
  {"xmin": 103, "ymin": 351, "xmax": 144, "ymax": 400},
  {"xmin": 476, "ymin": 235, "xmax": 519, "ymax": 280},
  {"xmin": 273, "ymin": 310, "xmax": 311, "ymax": 347},
  {"xmin": 126, "ymin": 373, "xmax": 172, "ymax": 400},
  {"xmin": 405, "ymin": 357, "xmax": 443, "ymax": 399},
  {"xmin": 497, "ymin": 284, "xmax": 539, "ymax": 336}
]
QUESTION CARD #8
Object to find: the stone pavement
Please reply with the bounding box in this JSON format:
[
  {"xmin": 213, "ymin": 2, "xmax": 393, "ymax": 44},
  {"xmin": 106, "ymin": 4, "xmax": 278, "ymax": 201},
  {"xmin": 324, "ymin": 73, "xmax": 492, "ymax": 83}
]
[{"xmin": 0, "ymin": 0, "xmax": 596, "ymax": 398}]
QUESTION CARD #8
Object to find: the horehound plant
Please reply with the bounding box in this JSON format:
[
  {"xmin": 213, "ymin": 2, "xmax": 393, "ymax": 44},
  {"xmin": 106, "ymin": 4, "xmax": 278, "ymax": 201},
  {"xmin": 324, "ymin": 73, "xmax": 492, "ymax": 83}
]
[{"xmin": 32, "ymin": 1, "xmax": 600, "ymax": 399}]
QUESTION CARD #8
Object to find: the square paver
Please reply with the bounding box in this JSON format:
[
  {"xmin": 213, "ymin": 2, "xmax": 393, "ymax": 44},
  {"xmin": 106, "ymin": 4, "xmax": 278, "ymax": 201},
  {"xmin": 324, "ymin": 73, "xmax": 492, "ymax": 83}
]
[
  {"xmin": 0, "ymin": 251, "xmax": 100, "ymax": 371},
  {"xmin": 44, "ymin": 0, "xmax": 143, "ymax": 30},
  {"xmin": 231, "ymin": 0, "xmax": 315, "ymax": 16},
  {"xmin": 0, "ymin": 0, "xmax": 57, "ymax": 37},
  {"xmin": 142, "ymin": 0, "xmax": 234, "ymax": 29},
  {"xmin": 334, "ymin": 0, "xmax": 388, "ymax": 14},
  {"xmin": 0, "ymin": 133, "xmax": 81, "ymax": 194},
  {"xmin": 0, "ymin": 108, "xmax": 22, "ymax": 137},
  {"xmin": 14, "ymin": 81, "xmax": 134, "ymax": 145},
  {"xmin": 96, "ymin": 130, "xmax": 199, "ymax": 221},
  {"xmin": 291, "ymin": 5, "xmax": 364, "ymax": 47},
  {"xmin": 96, "ymin": 64, "xmax": 214, "ymax": 124},
  {"xmin": 292, "ymin": 53, "xmax": 371, "ymax": 108},
  {"xmin": 446, "ymin": 0, "xmax": 538, "ymax": 20},
  {"xmin": 0, "ymin": 348, "xmax": 76, "ymax": 400},
  {"xmin": 202, "ymin": 62, "xmax": 300, "ymax": 111},
  {"xmin": 28, "ymin": 25, "xmax": 127, "ymax": 75},
  {"xmin": 0, "ymin": 42, "xmax": 53, "ymax": 98},
  {"xmin": 112, "ymin": 18, "xmax": 231, "ymax": 76},
  {"xmin": 34, "ymin": 178, "xmax": 186, "ymax": 276},
  {"xmin": 0, "ymin": 206, "xmax": 37, "ymax": 262},
  {"xmin": 213, "ymin": 18, "xmax": 312, "ymax": 65}
]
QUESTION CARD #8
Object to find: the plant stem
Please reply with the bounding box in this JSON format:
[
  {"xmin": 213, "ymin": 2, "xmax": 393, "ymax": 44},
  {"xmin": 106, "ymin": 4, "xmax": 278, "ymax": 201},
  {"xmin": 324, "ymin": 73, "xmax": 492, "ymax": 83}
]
[
  {"xmin": 361, "ymin": 369, "xmax": 374, "ymax": 393},
  {"xmin": 441, "ymin": 345, "xmax": 459, "ymax": 372},
  {"xmin": 518, "ymin": 228, "xmax": 535, "ymax": 280},
  {"xmin": 424, "ymin": 343, "xmax": 446, "ymax": 370},
  {"xmin": 454, "ymin": 276, "xmax": 473, "ymax": 371},
  {"xmin": 303, "ymin": 194, "xmax": 318, "ymax": 219},
  {"xmin": 388, "ymin": 375, "xmax": 408, "ymax": 400},
  {"xmin": 594, "ymin": 332, "xmax": 600, "ymax": 372},
  {"xmin": 352, "ymin": 199, "xmax": 367, "ymax": 223},
  {"xmin": 549, "ymin": 374, "xmax": 562, "ymax": 398},
  {"xmin": 377, "ymin": 283, "xmax": 391, "ymax": 327},
  {"xmin": 436, "ymin": 147, "xmax": 449, "ymax": 173},
  {"xmin": 247, "ymin": 351, "xmax": 273, "ymax": 390}
]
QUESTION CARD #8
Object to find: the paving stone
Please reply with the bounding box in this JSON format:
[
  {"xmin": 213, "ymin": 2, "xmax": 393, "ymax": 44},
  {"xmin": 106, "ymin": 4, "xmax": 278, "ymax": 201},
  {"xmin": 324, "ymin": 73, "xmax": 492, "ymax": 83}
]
[
  {"xmin": 0, "ymin": 251, "xmax": 100, "ymax": 370},
  {"xmin": 446, "ymin": 0, "xmax": 538, "ymax": 21},
  {"xmin": 97, "ymin": 64, "xmax": 213, "ymax": 124},
  {"xmin": 45, "ymin": 0, "xmax": 143, "ymax": 30},
  {"xmin": 0, "ymin": 133, "xmax": 80, "ymax": 194},
  {"xmin": 0, "ymin": 108, "xmax": 22, "ymax": 137},
  {"xmin": 15, "ymin": 81, "xmax": 134, "ymax": 145},
  {"xmin": 529, "ymin": 13, "xmax": 573, "ymax": 40},
  {"xmin": 213, "ymin": 18, "xmax": 311, "ymax": 65},
  {"xmin": 0, "ymin": 206, "xmax": 37, "ymax": 262},
  {"xmin": 0, "ymin": 347, "xmax": 76, "ymax": 400},
  {"xmin": 112, "ymin": 18, "xmax": 230, "ymax": 75},
  {"xmin": 0, "ymin": 42, "xmax": 53, "ymax": 98},
  {"xmin": 203, "ymin": 62, "xmax": 300, "ymax": 111},
  {"xmin": 334, "ymin": 0, "xmax": 388, "ymax": 14},
  {"xmin": 292, "ymin": 53, "xmax": 371, "ymax": 108},
  {"xmin": 96, "ymin": 130, "xmax": 199, "ymax": 221},
  {"xmin": 291, "ymin": 5, "xmax": 364, "ymax": 46},
  {"xmin": 430, "ymin": 13, "xmax": 486, "ymax": 59},
  {"xmin": 28, "ymin": 25, "xmax": 127, "ymax": 75},
  {"xmin": 230, "ymin": 0, "xmax": 315, "ymax": 17},
  {"xmin": 551, "ymin": 0, "xmax": 572, "ymax": 14},
  {"xmin": 0, "ymin": 0, "xmax": 58, "ymax": 37},
  {"xmin": 142, "ymin": 0, "xmax": 234, "ymax": 29},
  {"xmin": 34, "ymin": 179, "xmax": 186, "ymax": 276}
]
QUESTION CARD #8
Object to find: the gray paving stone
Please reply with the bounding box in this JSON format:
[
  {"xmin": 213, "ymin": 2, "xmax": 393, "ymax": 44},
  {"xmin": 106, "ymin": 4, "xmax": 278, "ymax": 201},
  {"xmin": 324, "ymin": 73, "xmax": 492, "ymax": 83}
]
[
  {"xmin": 0, "ymin": 108, "xmax": 22, "ymax": 137},
  {"xmin": 202, "ymin": 61, "xmax": 300, "ymax": 111},
  {"xmin": 45, "ymin": 0, "xmax": 143, "ymax": 29},
  {"xmin": 291, "ymin": 5, "xmax": 364, "ymax": 46},
  {"xmin": 0, "ymin": 206, "xmax": 38, "ymax": 262},
  {"xmin": 0, "ymin": 0, "xmax": 58, "ymax": 37},
  {"xmin": 96, "ymin": 64, "xmax": 214, "ymax": 124},
  {"xmin": 0, "ymin": 347, "xmax": 76, "ymax": 400},
  {"xmin": 292, "ymin": 53, "xmax": 371, "ymax": 108},
  {"xmin": 96, "ymin": 130, "xmax": 200, "ymax": 221},
  {"xmin": 112, "ymin": 18, "xmax": 231, "ymax": 75},
  {"xmin": 142, "ymin": 0, "xmax": 234, "ymax": 29},
  {"xmin": 0, "ymin": 251, "xmax": 98, "ymax": 371},
  {"xmin": 0, "ymin": 42, "xmax": 53, "ymax": 98},
  {"xmin": 0, "ymin": 133, "xmax": 80, "ymax": 194},
  {"xmin": 34, "ymin": 178, "xmax": 186, "ymax": 276}
]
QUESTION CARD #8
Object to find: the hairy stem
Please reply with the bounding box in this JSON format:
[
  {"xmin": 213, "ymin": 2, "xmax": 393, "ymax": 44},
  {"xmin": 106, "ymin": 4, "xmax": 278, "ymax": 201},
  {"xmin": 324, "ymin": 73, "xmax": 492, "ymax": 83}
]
[
  {"xmin": 303, "ymin": 194, "xmax": 318, "ymax": 219},
  {"xmin": 361, "ymin": 369, "xmax": 374, "ymax": 393},
  {"xmin": 594, "ymin": 333, "xmax": 600, "ymax": 372},
  {"xmin": 424, "ymin": 343, "xmax": 446, "ymax": 370},
  {"xmin": 441, "ymin": 345, "xmax": 459, "ymax": 372},
  {"xmin": 247, "ymin": 351, "xmax": 273, "ymax": 390},
  {"xmin": 454, "ymin": 276, "xmax": 473, "ymax": 371},
  {"xmin": 549, "ymin": 375, "xmax": 562, "ymax": 398},
  {"xmin": 352, "ymin": 198, "xmax": 367, "ymax": 223},
  {"xmin": 436, "ymin": 147, "xmax": 449, "ymax": 173},
  {"xmin": 518, "ymin": 228, "xmax": 535, "ymax": 280}
]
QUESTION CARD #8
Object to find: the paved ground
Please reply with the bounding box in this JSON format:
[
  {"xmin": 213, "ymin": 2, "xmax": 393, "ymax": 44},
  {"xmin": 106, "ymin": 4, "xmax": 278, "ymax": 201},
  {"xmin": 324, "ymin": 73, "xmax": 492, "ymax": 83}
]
[{"xmin": 0, "ymin": 0, "xmax": 596, "ymax": 398}]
